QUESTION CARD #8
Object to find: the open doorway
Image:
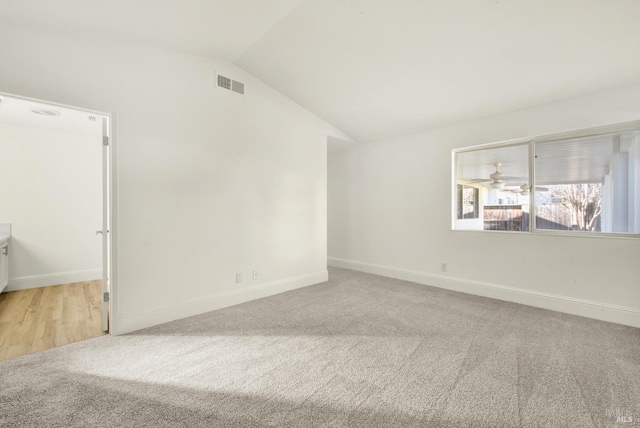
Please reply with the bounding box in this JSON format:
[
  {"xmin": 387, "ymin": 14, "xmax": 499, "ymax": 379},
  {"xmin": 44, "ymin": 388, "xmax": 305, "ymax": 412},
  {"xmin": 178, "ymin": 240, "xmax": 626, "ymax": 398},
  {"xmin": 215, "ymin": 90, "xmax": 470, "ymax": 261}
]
[{"xmin": 0, "ymin": 93, "xmax": 112, "ymax": 360}]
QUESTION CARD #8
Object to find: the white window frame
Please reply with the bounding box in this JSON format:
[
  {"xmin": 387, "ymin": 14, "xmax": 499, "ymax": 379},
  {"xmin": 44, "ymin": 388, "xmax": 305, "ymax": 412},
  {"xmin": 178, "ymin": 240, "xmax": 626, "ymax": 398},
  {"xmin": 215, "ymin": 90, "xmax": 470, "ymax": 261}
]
[{"xmin": 452, "ymin": 120, "xmax": 640, "ymax": 239}]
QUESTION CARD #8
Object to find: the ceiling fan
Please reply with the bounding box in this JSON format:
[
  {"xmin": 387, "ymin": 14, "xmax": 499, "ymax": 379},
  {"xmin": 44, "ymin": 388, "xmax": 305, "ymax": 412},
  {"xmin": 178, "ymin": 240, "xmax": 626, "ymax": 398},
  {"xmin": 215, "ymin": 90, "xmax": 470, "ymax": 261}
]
[
  {"xmin": 501, "ymin": 182, "xmax": 549, "ymax": 194},
  {"xmin": 466, "ymin": 163, "xmax": 549, "ymax": 192},
  {"xmin": 467, "ymin": 163, "xmax": 524, "ymax": 189}
]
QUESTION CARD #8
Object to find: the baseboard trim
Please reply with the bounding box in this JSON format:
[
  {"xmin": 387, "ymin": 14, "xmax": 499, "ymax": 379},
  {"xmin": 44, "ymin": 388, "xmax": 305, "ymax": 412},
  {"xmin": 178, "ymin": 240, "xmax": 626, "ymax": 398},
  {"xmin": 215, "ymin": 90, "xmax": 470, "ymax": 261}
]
[
  {"xmin": 114, "ymin": 270, "xmax": 329, "ymax": 335},
  {"xmin": 6, "ymin": 269, "xmax": 102, "ymax": 291},
  {"xmin": 328, "ymin": 257, "xmax": 640, "ymax": 328}
]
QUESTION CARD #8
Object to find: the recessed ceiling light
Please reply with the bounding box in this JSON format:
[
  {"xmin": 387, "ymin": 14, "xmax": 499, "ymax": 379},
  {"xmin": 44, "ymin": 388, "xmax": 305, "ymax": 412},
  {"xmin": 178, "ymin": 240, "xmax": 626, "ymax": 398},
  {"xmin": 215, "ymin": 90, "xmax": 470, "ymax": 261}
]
[{"xmin": 30, "ymin": 108, "xmax": 60, "ymax": 117}]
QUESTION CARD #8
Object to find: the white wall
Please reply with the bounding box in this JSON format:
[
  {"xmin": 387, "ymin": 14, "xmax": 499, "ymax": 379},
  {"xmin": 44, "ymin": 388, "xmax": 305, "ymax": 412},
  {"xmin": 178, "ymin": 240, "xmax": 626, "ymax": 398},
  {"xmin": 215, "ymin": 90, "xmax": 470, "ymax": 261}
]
[
  {"xmin": 0, "ymin": 21, "xmax": 345, "ymax": 334},
  {"xmin": 0, "ymin": 123, "xmax": 102, "ymax": 289},
  {"xmin": 329, "ymin": 82, "xmax": 640, "ymax": 328}
]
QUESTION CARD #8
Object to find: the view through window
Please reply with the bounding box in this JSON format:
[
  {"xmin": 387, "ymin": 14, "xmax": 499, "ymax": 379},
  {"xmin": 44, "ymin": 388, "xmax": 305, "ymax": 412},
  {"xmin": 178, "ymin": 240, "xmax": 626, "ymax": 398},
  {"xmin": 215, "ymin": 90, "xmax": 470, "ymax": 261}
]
[
  {"xmin": 455, "ymin": 143, "xmax": 530, "ymax": 232},
  {"xmin": 454, "ymin": 124, "xmax": 640, "ymax": 236}
]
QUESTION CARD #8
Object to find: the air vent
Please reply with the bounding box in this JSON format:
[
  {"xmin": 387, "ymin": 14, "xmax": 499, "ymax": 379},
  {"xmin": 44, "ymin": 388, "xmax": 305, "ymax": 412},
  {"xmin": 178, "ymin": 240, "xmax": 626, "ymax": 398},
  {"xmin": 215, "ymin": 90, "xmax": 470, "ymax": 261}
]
[
  {"xmin": 216, "ymin": 73, "xmax": 244, "ymax": 95},
  {"xmin": 231, "ymin": 80, "xmax": 244, "ymax": 95},
  {"xmin": 217, "ymin": 74, "xmax": 232, "ymax": 90}
]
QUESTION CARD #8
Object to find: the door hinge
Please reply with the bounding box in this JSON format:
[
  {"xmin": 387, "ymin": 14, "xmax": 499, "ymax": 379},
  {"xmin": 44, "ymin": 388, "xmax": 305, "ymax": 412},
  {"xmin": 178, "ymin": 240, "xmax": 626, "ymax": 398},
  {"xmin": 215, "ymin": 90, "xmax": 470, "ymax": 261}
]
[
  {"xmin": 103, "ymin": 292, "xmax": 110, "ymax": 302},
  {"xmin": 103, "ymin": 136, "xmax": 109, "ymax": 146}
]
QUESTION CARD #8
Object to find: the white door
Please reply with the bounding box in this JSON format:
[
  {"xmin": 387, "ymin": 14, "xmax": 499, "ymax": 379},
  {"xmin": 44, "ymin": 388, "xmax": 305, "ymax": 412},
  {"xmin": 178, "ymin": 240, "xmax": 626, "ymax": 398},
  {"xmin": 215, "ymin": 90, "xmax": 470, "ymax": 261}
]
[{"xmin": 101, "ymin": 117, "xmax": 110, "ymax": 331}]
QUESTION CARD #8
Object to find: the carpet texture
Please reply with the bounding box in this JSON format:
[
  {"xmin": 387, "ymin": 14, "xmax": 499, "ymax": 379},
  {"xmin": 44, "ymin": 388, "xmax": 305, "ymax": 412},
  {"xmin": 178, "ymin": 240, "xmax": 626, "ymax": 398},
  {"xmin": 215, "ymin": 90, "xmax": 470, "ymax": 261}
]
[{"xmin": 1, "ymin": 267, "xmax": 638, "ymax": 427}]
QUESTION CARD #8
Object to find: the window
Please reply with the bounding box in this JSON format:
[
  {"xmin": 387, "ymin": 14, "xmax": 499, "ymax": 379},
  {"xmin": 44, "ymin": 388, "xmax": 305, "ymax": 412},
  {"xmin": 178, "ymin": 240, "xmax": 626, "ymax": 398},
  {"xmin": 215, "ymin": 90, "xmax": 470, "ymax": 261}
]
[
  {"xmin": 453, "ymin": 122, "xmax": 640, "ymax": 236},
  {"xmin": 455, "ymin": 143, "xmax": 530, "ymax": 232},
  {"xmin": 534, "ymin": 131, "xmax": 639, "ymax": 234}
]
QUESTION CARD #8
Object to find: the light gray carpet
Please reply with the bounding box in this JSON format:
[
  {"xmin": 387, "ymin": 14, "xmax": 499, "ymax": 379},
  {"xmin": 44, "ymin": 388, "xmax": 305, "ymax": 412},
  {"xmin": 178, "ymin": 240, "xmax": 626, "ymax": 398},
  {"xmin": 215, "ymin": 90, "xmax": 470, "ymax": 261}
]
[{"xmin": 1, "ymin": 267, "xmax": 638, "ymax": 427}]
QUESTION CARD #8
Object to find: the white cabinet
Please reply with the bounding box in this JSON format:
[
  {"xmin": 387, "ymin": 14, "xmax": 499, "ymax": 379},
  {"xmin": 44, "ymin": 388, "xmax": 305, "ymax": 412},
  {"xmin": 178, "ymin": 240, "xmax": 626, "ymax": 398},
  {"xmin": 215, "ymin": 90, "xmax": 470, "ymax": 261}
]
[{"xmin": 0, "ymin": 244, "xmax": 8, "ymax": 293}]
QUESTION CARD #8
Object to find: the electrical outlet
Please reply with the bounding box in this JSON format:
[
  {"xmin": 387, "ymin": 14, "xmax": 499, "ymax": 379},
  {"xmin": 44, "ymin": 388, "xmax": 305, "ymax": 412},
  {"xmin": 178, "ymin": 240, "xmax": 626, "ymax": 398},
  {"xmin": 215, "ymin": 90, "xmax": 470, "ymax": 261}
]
[
  {"xmin": 440, "ymin": 263, "xmax": 447, "ymax": 273},
  {"xmin": 236, "ymin": 273, "xmax": 243, "ymax": 283},
  {"xmin": 252, "ymin": 270, "xmax": 258, "ymax": 280}
]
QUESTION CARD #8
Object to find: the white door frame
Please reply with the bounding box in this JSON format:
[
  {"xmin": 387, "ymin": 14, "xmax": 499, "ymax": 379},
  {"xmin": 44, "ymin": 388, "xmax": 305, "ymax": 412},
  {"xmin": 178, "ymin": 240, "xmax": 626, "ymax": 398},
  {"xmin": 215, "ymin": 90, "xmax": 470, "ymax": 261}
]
[
  {"xmin": 101, "ymin": 117, "xmax": 110, "ymax": 331},
  {"xmin": 0, "ymin": 91, "xmax": 117, "ymax": 334}
]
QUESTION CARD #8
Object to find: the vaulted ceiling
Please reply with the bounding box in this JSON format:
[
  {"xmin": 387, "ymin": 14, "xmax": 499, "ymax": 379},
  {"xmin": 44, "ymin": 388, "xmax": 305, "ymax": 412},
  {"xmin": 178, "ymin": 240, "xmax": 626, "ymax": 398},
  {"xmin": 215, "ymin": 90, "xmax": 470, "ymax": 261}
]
[
  {"xmin": 3, "ymin": 0, "xmax": 640, "ymax": 143},
  {"xmin": 0, "ymin": 0, "xmax": 304, "ymax": 60}
]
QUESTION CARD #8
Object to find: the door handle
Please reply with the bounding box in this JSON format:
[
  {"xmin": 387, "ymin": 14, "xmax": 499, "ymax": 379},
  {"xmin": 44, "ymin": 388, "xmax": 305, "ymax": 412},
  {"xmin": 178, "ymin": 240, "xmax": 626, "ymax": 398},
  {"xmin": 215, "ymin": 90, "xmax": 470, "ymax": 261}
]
[{"xmin": 96, "ymin": 230, "xmax": 109, "ymax": 235}]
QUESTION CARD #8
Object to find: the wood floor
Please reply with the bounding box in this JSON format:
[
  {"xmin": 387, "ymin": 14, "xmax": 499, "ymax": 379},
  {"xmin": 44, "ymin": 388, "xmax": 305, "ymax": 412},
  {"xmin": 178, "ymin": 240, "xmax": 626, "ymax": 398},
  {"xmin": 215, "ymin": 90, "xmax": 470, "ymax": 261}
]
[{"xmin": 0, "ymin": 280, "xmax": 106, "ymax": 361}]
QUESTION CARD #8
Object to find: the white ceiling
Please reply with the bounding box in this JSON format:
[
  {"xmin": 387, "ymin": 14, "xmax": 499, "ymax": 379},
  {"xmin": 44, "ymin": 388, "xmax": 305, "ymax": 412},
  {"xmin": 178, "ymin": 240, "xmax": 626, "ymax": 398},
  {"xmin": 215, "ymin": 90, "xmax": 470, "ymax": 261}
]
[
  {"xmin": 3, "ymin": 1, "xmax": 640, "ymax": 143},
  {"xmin": 0, "ymin": 0, "xmax": 304, "ymax": 61},
  {"xmin": 237, "ymin": 0, "xmax": 640, "ymax": 143}
]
